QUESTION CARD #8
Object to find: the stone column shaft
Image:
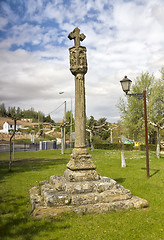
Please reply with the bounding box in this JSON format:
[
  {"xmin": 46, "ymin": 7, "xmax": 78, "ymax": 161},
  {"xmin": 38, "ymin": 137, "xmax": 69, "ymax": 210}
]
[{"xmin": 74, "ymin": 73, "xmax": 86, "ymax": 148}]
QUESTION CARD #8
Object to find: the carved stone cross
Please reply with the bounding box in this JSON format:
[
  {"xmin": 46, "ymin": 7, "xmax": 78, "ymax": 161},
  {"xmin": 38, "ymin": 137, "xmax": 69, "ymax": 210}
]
[{"xmin": 68, "ymin": 27, "xmax": 86, "ymax": 48}]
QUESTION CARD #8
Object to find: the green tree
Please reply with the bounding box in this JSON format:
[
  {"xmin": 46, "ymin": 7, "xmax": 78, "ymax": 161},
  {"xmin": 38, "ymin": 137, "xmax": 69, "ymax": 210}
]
[
  {"xmin": 7, "ymin": 106, "xmax": 23, "ymax": 119},
  {"xmin": 96, "ymin": 117, "xmax": 108, "ymax": 139},
  {"xmin": 0, "ymin": 103, "xmax": 7, "ymax": 117},
  {"xmin": 149, "ymin": 69, "xmax": 164, "ymax": 123},
  {"xmin": 86, "ymin": 116, "xmax": 108, "ymax": 150},
  {"xmin": 65, "ymin": 110, "xmax": 75, "ymax": 133},
  {"xmin": 118, "ymin": 70, "xmax": 164, "ymax": 157},
  {"xmin": 117, "ymin": 72, "xmax": 155, "ymax": 142},
  {"xmin": 44, "ymin": 114, "xmax": 54, "ymax": 123},
  {"xmin": 148, "ymin": 68, "xmax": 164, "ymax": 158},
  {"xmin": 87, "ymin": 116, "xmax": 97, "ymax": 128}
]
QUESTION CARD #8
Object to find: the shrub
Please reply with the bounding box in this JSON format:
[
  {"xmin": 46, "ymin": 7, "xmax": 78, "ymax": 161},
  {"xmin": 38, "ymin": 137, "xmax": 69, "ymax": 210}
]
[
  {"xmin": 94, "ymin": 143, "xmax": 133, "ymax": 151},
  {"xmin": 93, "ymin": 135, "xmax": 104, "ymax": 144},
  {"xmin": 123, "ymin": 144, "xmax": 134, "ymax": 150},
  {"xmin": 140, "ymin": 144, "xmax": 156, "ymax": 151}
]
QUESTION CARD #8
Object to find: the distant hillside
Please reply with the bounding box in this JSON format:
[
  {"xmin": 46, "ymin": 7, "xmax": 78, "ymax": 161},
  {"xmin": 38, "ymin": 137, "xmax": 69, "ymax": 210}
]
[{"xmin": 0, "ymin": 103, "xmax": 54, "ymax": 123}]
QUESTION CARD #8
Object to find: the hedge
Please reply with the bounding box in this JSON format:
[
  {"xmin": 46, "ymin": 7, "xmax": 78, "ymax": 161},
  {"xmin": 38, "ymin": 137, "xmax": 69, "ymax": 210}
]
[
  {"xmin": 93, "ymin": 143, "xmax": 157, "ymax": 151},
  {"xmin": 94, "ymin": 143, "xmax": 134, "ymax": 151},
  {"xmin": 140, "ymin": 144, "xmax": 156, "ymax": 151}
]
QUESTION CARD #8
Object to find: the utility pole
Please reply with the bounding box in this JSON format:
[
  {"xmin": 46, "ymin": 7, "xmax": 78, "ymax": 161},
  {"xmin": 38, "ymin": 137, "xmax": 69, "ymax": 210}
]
[{"xmin": 63, "ymin": 101, "xmax": 66, "ymax": 150}]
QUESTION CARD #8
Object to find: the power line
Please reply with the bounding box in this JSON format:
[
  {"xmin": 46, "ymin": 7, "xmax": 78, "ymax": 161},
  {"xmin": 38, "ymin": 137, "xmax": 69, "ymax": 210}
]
[{"xmin": 48, "ymin": 101, "xmax": 66, "ymax": 115}]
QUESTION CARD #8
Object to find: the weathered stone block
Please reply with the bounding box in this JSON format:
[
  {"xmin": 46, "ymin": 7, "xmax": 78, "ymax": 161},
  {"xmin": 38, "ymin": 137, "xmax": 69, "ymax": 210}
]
[
  {"xmin": 39, "ymin": 180, "xmax": 49, "ymax": 186},
  {"xmin": 33, "ymin": 206, "xmax": 72, "ymax": 218},
  {"xmin": 65, "ymin": 181, "xmax": 94, "ymax": 194},
  {"xmin": 64, "ymin": 168, "xmax": 100, "ymax": 182},
  {"xmin": 107, "ymin": 201, "xmax": 134, "ymax": 211},
  {"xmin": 44, "ymin": 190, "xmax": 71, "ymax": 207},
  {"xmin": 71, "ymin": 192, "xmax": 99, "ymax": 206},
  {"xmin": 100, "ymin": 189, "xmax": 132, "ymax": 203},
  {"xmin": 40, "ymin": 183, "xmax": 53, "ymax": 196},
  {"xmin": 50, "ymin": 175, "xmax": 66, "ymax": 191},
  {"xmin": 67, "ymin": 152, "xmax": 96, "ymax": 170},
  {"xmin": 29, "ymin": 187, "xmax": 43, "ymax": 211},
  {"xmin": 95, "ymin": 177, "xmax": 116, "ymax": 193},
  {"xmin": 131, "ymin": 196, "xmax": 148, "ymax": 209}
]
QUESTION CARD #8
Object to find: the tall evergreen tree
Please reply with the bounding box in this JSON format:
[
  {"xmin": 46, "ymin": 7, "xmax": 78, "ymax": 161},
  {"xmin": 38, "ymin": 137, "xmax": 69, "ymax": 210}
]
[{"xmin": 0, "ymin": 103, "xmax": 7, "ymax": 117}]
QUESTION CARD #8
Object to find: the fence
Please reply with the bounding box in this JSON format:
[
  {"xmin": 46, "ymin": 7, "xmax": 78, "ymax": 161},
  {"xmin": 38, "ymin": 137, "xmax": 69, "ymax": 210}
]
[
  {"xmin": 40, "ymin": 141, "xmax": 56, "ymax": 150},
  {"xmin": 39, "ymin": 141, "xmax": 75, "ymax": 150},
  {"xmin": 0, "ymin": 141, "xmax": 75, "ymax": 153},
  {"xmin": 0, "ymin": 143, "xmax": 39, "ymax": 153}
]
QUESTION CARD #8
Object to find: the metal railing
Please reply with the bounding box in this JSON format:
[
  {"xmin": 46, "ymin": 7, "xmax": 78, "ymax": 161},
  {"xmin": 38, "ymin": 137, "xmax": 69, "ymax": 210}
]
[{"xmin": 0, "ymin": 141, "xmax": 75, "ymax": 153}]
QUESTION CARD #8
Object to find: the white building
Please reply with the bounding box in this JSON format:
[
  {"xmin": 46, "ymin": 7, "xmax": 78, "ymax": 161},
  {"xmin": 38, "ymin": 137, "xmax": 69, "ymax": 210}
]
[{"xmin": 0, "ymin": 121, "xmax": 22, "ymax": 134}]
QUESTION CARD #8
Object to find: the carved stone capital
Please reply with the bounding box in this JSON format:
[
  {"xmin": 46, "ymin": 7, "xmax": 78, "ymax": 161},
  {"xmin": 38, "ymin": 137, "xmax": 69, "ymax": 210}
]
[{"xmin": 69, "ymin": 46, "xmax": 87, "ymax": 75}]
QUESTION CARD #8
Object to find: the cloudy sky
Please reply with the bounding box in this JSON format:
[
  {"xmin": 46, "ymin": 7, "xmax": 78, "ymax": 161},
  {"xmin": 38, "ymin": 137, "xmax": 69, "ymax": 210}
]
[{"xmin": 0, "ymin": 0, "xmax": 164, "ymax": 122}]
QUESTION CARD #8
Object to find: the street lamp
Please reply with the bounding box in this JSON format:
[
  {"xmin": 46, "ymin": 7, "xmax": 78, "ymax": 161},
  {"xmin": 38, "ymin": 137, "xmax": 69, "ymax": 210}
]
[
  {"xmin": 120, "ymin": 76, "xmax": 132, "ymax": 95},
  {"xmin": 120, "ymin": 76, "xmax": 150, "ymax": 178},
  {"xmin": 120, "ymin": 76, "xmax": 143, "ymax": 98}
]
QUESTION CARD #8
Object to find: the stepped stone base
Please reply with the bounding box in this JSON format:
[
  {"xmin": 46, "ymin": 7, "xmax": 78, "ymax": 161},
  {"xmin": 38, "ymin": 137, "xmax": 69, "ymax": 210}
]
[{"xmin": 29, "ymin": 175, "xmax": 148, "ymax": 218}]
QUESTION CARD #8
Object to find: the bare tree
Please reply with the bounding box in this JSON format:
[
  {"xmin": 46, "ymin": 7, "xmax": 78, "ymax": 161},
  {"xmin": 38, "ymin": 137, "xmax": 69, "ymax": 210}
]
[
  {"xmin": 148, "ymin": 121, "xmax": 164, "ymax": 158},
  {"xmin": 6, "ymin": 107, "xmax": 23, "ymax": 171},
  {"xmin": 86, "ymin": 123, "xmax": 107, "ymax": 151}
]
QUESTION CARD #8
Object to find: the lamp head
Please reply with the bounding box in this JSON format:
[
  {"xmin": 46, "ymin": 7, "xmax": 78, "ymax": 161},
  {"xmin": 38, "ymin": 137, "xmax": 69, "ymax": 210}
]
[{"xmin": 120, "ymin": 76, "xmax": 132, "ymax": 94}]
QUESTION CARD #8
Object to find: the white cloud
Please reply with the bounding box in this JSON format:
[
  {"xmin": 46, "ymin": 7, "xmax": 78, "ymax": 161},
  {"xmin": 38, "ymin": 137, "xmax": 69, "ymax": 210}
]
[
  {"xmin": 0, "ymin": 17, "xmax": 8, "ymax": 30},
  {"xmin": 0, "ymin": 0, "xmax": 164, "ymax": 122}
]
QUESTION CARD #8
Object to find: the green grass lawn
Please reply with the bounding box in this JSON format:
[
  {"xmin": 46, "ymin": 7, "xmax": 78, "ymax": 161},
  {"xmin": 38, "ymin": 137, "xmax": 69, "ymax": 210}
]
[{"xmin": 0, "ymin": 149, "xmax": 164, "ymax": 240}]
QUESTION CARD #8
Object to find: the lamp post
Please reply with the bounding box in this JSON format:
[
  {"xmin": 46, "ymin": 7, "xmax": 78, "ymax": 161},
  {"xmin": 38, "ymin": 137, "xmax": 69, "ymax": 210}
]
[{"xmin": 120, "ymin": 76, "xmax": 149, "ymax": 178}]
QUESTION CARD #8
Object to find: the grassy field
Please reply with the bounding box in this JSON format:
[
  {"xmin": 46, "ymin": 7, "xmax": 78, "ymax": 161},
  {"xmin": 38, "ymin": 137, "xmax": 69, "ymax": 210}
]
[{"xmin": 0, "ymin": 149, "xmax": 164, "ymax": 240}]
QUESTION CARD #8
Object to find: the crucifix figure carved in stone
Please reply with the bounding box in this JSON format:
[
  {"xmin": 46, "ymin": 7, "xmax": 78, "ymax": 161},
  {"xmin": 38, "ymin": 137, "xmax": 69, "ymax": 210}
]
[{"xmin": 68, "ymin": 27, "xmax": 86, "ymax": 48}]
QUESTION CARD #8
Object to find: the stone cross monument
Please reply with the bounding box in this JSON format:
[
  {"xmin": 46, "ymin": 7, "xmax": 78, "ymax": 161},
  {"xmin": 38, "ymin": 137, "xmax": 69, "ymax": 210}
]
[
  {"xmin": 29, "ymin": 28, "xmax": 148, "ymax": 218},
  {"xmin": 64, "ymin": 27, "xmax": 99, "ymax": 181}
]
